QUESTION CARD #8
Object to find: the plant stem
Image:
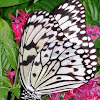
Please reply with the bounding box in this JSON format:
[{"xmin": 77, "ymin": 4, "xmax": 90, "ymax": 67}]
[
  {"xmin": 10, "ymin": 94, "xmax": 15, "ymax": 100},
  {"xmin": 14, "ymin": 68, "xmax": 21, "ymax": 88}
]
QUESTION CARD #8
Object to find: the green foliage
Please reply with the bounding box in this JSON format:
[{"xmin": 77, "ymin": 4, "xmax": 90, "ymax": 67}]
[
  {"xmin": 84, "ymin": 0, "xmax": 100, "ymax": 27},
  {"xmin": 0, "ymin": 87, "xmax": 8, "ymax": 99},
  {"xmin": 97, "ymin": 48, "xmax": 100, "ymax": 57},
  {"xmin": 95, "ymin": 70, "xmax": 100, "ymax": 78},
  {"xmin": 0, "ymin": 18, "xmax": 18, "ymax": 71},
  {"xmin": 33, "ymin": 0, "xmax": 64, "ymax": 12},
  {"xmin": 0, "ymin": 0, "xmax": 32, "ymax": 7},
  {"xmin": 0, "ymin": 1, "xmax": 34, "ymax": 25},
  {"xmin": 80, "ymin": 0, "xmax": 85, "ymax": 3},
  {"xmin": 0, "ymin": 18, "xmax": 19, "ymax": 99},
  {"xmin": 0, "ymin": 76, "xmax": 12, "ymax": 87},
  {"xmin": 95, "ymin": 38, "xmax": 100, "ymax": 49},
  {"xmin": 42, "ymin": 96, "xmax": 51, "ymax": 100},
  {"xmin": 34, "ymin": 0, "xmax": 39, "ymax": 3},
  {"xmin": 0, "ymin": 18, "xmax": 13, "ymax": 39},
  {"xmin": 95, "ymin": 38, "xmax": 100, "ymax": 58},
  {"xmin": 10, "ymin": 87, "xmax": 20, "ymax": 99}
]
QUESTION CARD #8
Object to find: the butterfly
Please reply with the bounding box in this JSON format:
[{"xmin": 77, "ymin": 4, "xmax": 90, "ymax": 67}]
[{"xmin": 18, "ymin": 0, "xmax": 97, "ymax": 99}]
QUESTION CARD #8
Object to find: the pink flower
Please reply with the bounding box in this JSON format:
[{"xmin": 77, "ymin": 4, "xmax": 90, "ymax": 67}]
[
  {"xmin": 51, "ymin": 92, "xmax": 62, "ymax": 100},
  {"xmin": 9, "ymin": 9, "xmax": 31, "ymax": 43},
  {"xmin": 4, "ymin": 68, "xmax": 17, "ymax": 86},
  {"xmin": 46, "ymin": 77, "xmax": 100, "ymax": 100},
  {"xmin": 46, "ymin": 92, "xmax": 62, "ymax": 100},
  {"xmin": 98, "ymin": 58, "xmax": 100, "ymax": 60},
  {"xmin": 87, "ymin": 24, "xmax": 100, "ymax": 42},
  {"xmin": 64, "ymin": 76, "xmax": 100, "ymax": 100}
]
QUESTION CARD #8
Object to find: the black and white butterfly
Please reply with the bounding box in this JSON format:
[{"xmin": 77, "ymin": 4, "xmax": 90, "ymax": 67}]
[{"xmin": 18, "ymin": 0, "xmax": 97, "ymax": 99}]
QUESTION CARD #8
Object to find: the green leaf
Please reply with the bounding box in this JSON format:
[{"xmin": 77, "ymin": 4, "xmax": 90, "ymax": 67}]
[
  {"xmin": 0, "ymin": 87, "xmax": 8, "ymax": 99},
  {"xmin": 33, "ymin": 0, "xmax": 64, "ymax": 12},
  {"xmin": 1, "ymin": 38, "xmax": 18, "ymax": 70},
  {"xmin": 94, "ymin": 37, "xmax": 100, "ymax": 49},
  {"xmin": 0, "ymin": 82, "xmax": 5, "ymax": 87},
  {"xmin": 0, "ymin": 18, "xmax": 13, "ymax": 39},
  {"xmin": 85, "ymin": 0, "xmax": 100, "ymax": 27},
  {"xmin": 42, "ymin": 96, "xmax": 50, "ymax": 100},
  {"xmin": 69, "ymin": 99, "xmax": 75, "ymax": 100},
  {"xmin": 80, "ymin": 0, "xmax": 85, "ymax": 2},
  {"xmin": 0, "ymin": 76, "xmax": 12, "ymax": 87},
  {"xmin": 10, "ymin": 95, "xmax": 15, "ymax": 100},
  {"xmin": 95, "ymin": 70, "xmax": 100, "ymax": 78},
  {"xmin": 34, "ymin": 0, "xmax": 39, "ymax": 3},
  {"xmin": 10, "ymin": 87, "xmax": 20, "ymax": 99},
  {"xmin": 0, "ymin": 18, "xmax": 18, "ymax": 72},
  {"xmin": 96, "ymin": 49, "xmax": 100, "ymax": 57},
  {"xmin": 0, "ymin": 0, "xmax": 31, "ymax": 7}
]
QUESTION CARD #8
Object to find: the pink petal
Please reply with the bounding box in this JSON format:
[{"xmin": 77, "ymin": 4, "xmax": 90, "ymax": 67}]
[
  {"xmin": 26, "ymin": 14, "xmax": 31, "ymax": 18},
  {"xmin": 10, "ymin": 9, "xmax": 31, "ymax": 44},
  {"xmin": 94, "ymin": 25, "xmax": 100, "ymax": 33},
  {"xmin": 87, "ymin": 24, "xmax": 91, "ymax": 31},
  {"xmin": 17, "ymin": 24, "xmax": 23, "ymax": 29},
  {"xmin": 4, "ymin": 68, "xmax": 17, "ymax": 86},
  {"xmin": 19, "ymin": 17, "xmax": 26, "ymax": 23},
  {"xmin": 21, "ymin": 9, "xmax": 26, "ymax": 16},
  {"xmin": 12, "ymin": 22, "xmax": 17, "ymax": 29},
  {"xmin": 9, "ymin": 14, "xmax": 16, "ymax": 20},
  {"xmin": 51, "ymin": 93, "xmax": 61, "ymax": 100},
  {"xmin": 14, "ymin": 36, "xmax": 21, "ymax": 40},
  {"xmin": 98, "ymin": 58, "xmax": 100, "ymax": 60},
  {"xmin": 8, "ymin": 75, "xmax": 13, "ymax": 86},
  {"xmin": 13, "ymin": 30, "xmax": 22, "ymax": 36},
  {"xmin": 64, "ymin": 95, "xmax": 69, "ymax": 100},
  {"xmin": 92, "ymin": 27, "xmax": 96, "ymax": 33},
  {"xmin": 92, "ymin": 25, "xmax": 100, "ymax": 36},
  {"xmin": 91, "ymin": 36, "xmax": 96, "ymax": 40}
]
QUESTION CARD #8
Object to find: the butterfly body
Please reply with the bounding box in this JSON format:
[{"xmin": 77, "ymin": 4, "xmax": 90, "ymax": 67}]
[{"xmin": 18, "ymin": 0, "xmax": 97, "ymax": 99}]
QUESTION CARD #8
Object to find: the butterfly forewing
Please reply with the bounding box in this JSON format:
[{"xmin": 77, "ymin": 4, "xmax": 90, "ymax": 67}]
[
  {"xmin": 19, "ymin": 11, "xmax": 64, "ymax": 90},
  {"xmin": 53, "ymin": 0, "xmax": 86, "ymax": 45}
]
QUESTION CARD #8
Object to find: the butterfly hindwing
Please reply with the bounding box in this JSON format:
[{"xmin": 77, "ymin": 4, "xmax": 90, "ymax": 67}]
[{"xmin": 30, "ymin": 38, "xmax": 97, "ymax": 94}]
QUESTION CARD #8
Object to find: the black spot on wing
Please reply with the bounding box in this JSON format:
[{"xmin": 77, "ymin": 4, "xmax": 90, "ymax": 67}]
[
  {"xmin": 35, "ymin": 61, "xmax": 40, "ymax": 66},
  {"xmin": 20, "ymin": 55, "xmax": 35, "ymax": 66},
  {"xmin": 33, "ymin": 73, "xmax": 36, "ymax": 77},
  {"xmin": 24, "ymin": 41, "xmax": 36, "ymax": 50},
  {"xmin": 57, "ymin": 77, "xmax": 61, "ymax": 80}
]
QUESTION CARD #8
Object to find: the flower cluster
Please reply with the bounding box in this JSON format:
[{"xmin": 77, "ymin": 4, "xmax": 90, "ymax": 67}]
[
  {"xmin": 46, "ymin": 76, "xmax": 100, "ymax": 100},
  {"xmin": 86, "ymin": 24, "xmax": 100, "ymax": 42},
  {"xmin": 46, "ymin": 92, "xmax": 63, "ymax": 100},
  {"xmin": 65, "ymin": 77, "xmax": 100, "ymax": 100},
  {"xmin": 9, "ymin": 10, "xmax": 31, "ymax": 43}
]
